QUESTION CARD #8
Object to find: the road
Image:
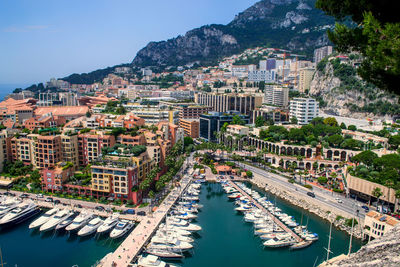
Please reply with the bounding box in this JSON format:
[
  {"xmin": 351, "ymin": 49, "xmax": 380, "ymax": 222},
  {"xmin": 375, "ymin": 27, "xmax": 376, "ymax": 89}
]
[{"xmin": 236, "ymin": 161, "xmax": 365, "ymax": 219}]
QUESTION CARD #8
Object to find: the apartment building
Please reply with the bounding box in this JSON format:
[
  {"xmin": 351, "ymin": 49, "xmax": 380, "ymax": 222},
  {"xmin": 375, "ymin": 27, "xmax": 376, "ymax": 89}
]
[
  {"xmin": 10, "ymin": 136, "xmax": 32, "ymax": 165},
  {"xmin": 289, "ymin": 98, "xmax": 319, "ymax": 125},
  {"xmin": 41, "ymin": 162, "xmax": 74, "ymax": 192},
  {"xmin": 248, "ymin": 70, "xmax": 276, "ymax": 82},
  {"xmin": 264, "ymin": 85, "xmax": 289, "ymax": 107},
  {"xmin": 252, "ymin": 106, "xmax": 289, "ymax": 124},
  {"xmin": 363, "ymin": 211, "xmax": 399, "ymax": 241},
  {"xmin": 226, "ymin": 125, "xmax": 249, "ymax": 136},
  {"xmin": 30, "ymin": 135, "xmax": 62, "ymax": 169},
  {"xmin": 313, "ymin": 45, "xmax": 333, "ymax": 64},
  {"xmin": 176, "ymin": 105, "xmax": 212, "ymax": 119},
  {"xmin": 61, "ymin": 134, "xmax": 79, "ymax": 170},
  {"xmin": 195, "ymin": 93, "xmax": 262, "ymax": 116},
  {"xmin": 117, "ymin": 134, "xmax": 146, "ymax": 146},
  {"xmin": 129, "ymin": 109, "xmax": 180, "ymax": 125},
  {"xmin": 78, "ymin": 131, "xmax": 115, "ymax": 166},
  {"xmin": 298, "ymin": 68, "xmax": 315, "ymax": 93},
  {"xmin": 0, "ymin": 131, "xmax": 7, "ymax": 172},
  {"xmin": 179, "ymin": 119, "xmax": 199, "ymax": 138}
]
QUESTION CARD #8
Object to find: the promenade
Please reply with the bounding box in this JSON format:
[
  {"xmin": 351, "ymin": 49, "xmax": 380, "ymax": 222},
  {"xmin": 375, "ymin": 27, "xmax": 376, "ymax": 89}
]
[{"xmin": 98, "ymin": 168, "xmax": 194, "ymax": 267}]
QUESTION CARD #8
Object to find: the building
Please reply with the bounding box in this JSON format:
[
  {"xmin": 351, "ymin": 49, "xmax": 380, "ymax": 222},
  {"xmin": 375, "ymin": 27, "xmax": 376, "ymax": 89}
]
[
  {"xmin": 248, "ymin": 70, "xmax": 276, "ymax": 82},
  {"xmin": 231, "ymin": 65, "xmax": 256, "ymax": 78},
  {"xmin": 289, "ymin": 98, "xmax": 319, "ymax": 125},
  {"xmin": 35, "ymin": 106, "xmax": 89, "ymax": 121},
  {"xmin": 314, "ymin": 46, "xmax": 333, "ymax": 64},
  {"xmin": 10, "ymin": 136, "xmax": 32, "ymax": 165},
  {"xmin": 226, "ymin": 125, "xmax": 249, "ymax": 136},
  {"xmin": 252, "ymin": 105, "xmax": 289, "ymax": 124},
  {"xmin": 0, "ymin": 131, "xmax": 7, "ymax": 172},
  {"xmin": 199, "ymin": 111, "xmax": 250, "ymax": 141},
  {"xmin": 264, "ymin": 85, "xmax": 289, "ymax": 107},
  {"xmin": 363, "ymin": 211, "xmax": 399, "ymax": 241},
  {"xmin": 31, "ymin": 135, "xmax": 62, "ymax": 169},
  {"xmin": 175, "ymin": 105, "xmax": 211, "ymax": 119},
  {"xmin": 195, "ymin": 93, "xmax": 262, "ymax": 116},
  {"xmin": 41, "ymin": 162, "xmax": 74, "ymax": 192},
  {"xmin": 129, "ymin": 109, "xmax": 180, "ymax": 125},
  {"xmin": 179, "ymin": 119, "xmax": 200, "ymax": 138},
  {"xmin": 298, "ymin": 68, "xmax": 315, "ymax": 92},
  {"xmin": 59, "ymin": 92, "xmax": 78, "ymax": 106},
  {"xmin": 61, "ymin": 134, "xmax": 79, "ymax": 171},
  {"xmin": 78, "ymin": 131, "xmax": 115, "ymax": 166}
]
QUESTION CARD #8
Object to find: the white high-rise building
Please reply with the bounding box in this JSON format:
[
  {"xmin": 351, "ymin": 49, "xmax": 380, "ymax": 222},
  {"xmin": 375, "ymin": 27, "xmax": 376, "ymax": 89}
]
[
  {"xmin": 248, "ymin": 70, "xmax": 276, "ymax": 82},
  {"xmin": 290, "ymin": 98, "xmax": 319, "ymax": 125},
  {"xmin": 264, "ymin": 85, "xmax": 289, "ymax": 107},
  {"xmin": 313, "ymin": 46, "xmax": 333, "ymax": 64}
]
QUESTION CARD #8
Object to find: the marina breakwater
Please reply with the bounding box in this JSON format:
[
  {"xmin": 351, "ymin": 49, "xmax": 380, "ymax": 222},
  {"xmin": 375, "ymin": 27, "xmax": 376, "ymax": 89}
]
[{"xmin": 249, "ymin": 176, "xmax": 363, "ymax": 239}]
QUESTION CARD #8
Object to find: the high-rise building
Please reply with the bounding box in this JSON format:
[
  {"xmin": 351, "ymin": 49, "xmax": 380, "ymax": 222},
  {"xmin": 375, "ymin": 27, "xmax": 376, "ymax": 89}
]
[
  {"xmin": 195, "ymin": 93, "xmax": 262, "ymax": 116},
  {"xmin": 248, "ymin": 70, "xmax": 276, "ymax": 82},
  {"xmin": 264, "ymin": 85, "xmax": 289, "ymax": 107},
  {"xmin": 78, "ymin": 131, "xmax": 115, "ymax": 166},
  {"xmin": 179, "ymin": 118, "xmax": 200, "ymax": 138},
  {"xmin": 61, "ymin": 134, "xmax": 79, "ymax": 170},
  {"xmin": 289, "ymin": 98, "xmax": 319, "ymax": 125},
  {"xmin": 30, "ymin": 135, "xmax": 62, "ymax": 169},
  {"xmin": 298, "ymin": 68, "xmax": 315, "ymax": 92},
  {"xmin": 199, "ymin": 111, "xmax": 250, "ymax": 141},
  {"xmin": 313, "ymin": 46, "xmax": 333, "ymax": 64}
]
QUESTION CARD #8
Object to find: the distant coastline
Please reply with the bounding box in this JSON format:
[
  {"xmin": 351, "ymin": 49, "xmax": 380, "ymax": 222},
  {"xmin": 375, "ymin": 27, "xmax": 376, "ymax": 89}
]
[{"xmin": 0, "ymin": 83, "xmax": 31, "ymax": 101}]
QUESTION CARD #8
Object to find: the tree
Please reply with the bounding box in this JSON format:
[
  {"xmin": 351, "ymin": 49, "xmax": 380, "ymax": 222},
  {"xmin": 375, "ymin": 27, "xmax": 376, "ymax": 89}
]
[
  {"xmin": 372, "ymin": 187, "xmax": 383, "ymax": 210},
  {"xmin": 232, "ymin": 115, "xmax": 245, "ymax": 125},
  {"xmin": 258, "ymin": 81, "xmax": 265, "ymax": 92},
  {"xmin": 290, "ymin": 116, "xmax": 298, "ymax": 125},
  {"xmin": 388, "ymin": 134, "xmax": 400, "ymax": 149},
  {"xmin": 184, "ymin": 136, "xmax": 194, "ymax": 147},
  {"xmin": 316, "ymin": 0, "xmax": 400, "ymax": 94},
  {"xmin": 246, "ymin": 170, "xmax": 253, "ymax": 178},
  {"xmin": 255, "ymin": 116, "xmax": 265, "ymax": 127},
  {"xmin": 318, "ymin": 176, "xmax": 328, "ymax": 184},
  {"xmin": 351, "ymin": 150, "xmax": 378, "ymax": 166},
  {"xmin": 288, "ymin": 128, "xmax": 305, "ymax": 143},
  {"xmin": 311, "ymin": 117, "xmax": 324, "ymax": 126},
  {"xmin": 340, "ymin": 122, "xmax": 347, "ymax": 129},
  {"xmin": 323, "ymin": 117, "xmax": 339, "ymax": 127},
  {"xmin": 348, "ymin": 125, "xmax": 357, "ymax": 131},
  {"xmin": 327, "ymin": 134, "xmax": 344, "ymax": 147},
  {"xmin": 86, "ymin": 111, "xmax": 91, "ymax": 118}
]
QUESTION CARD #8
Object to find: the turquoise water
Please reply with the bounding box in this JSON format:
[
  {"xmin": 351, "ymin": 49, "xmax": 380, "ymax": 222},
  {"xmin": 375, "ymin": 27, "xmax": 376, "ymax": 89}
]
[
  {"xmin": 176, "ymin": 182, "xmax": 362, "ymax": 267},
  {"xmin": 0, "ymin": 215, "xmax": 122, "ymax": 267}
]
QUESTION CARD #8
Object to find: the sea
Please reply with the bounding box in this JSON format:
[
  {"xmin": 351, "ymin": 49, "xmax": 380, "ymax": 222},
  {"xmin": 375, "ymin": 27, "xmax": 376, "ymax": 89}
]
[{"xmin": 0, "ymin": 83, "xmax": 31, "ymax": 101}]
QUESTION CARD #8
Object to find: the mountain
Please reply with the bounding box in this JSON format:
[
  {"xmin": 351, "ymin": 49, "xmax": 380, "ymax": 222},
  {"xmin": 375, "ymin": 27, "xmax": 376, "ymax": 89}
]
[
  {"xmin": 309, "ymin": 55, "xmax": 400, "ymax": 120},
  {"xmin": 132, "ymin": 0, "xmax": 334, "ymax": 67}
]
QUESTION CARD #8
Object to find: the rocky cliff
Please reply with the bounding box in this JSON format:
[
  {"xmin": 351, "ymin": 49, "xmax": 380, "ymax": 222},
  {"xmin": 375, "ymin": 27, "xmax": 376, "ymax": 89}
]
[
  {"xmin": 319, "ymin": 225, "xmax": 400, "ymax": 267},
  {"xmin": 309, "ymin": 56, "xmax": 400, "ymax": 119},
  {"xmin": 132, "ymin": 0, "xmax": 334, "ymax": 67}
]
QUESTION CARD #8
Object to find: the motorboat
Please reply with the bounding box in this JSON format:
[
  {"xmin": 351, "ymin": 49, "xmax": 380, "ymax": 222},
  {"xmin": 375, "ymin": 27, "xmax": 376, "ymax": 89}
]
[
  {"xmin": 136, "ymin": 255, "xmax": 173, "ymax": 267},
  {"xmin": 172, "ymin": 212, "xmax": 197, "ymax": 221},
  {"xmin": 0, "ymin": 202, "xmax": 40, "ymax": 227},
  {"xmin": 157, "ymin": 225, "xmax": 191, "ymax": 236},
  {"xmin": 154, "ymin": 232, "xmax": 194, "ymax": 243},
  {"xmin": 29, "ymin": 207, "xmax": 59, "ymax": 229},
  {"xmin": 300, "ymin": 232, "xmax": 319, "ymax": 241},
  {"xmin": 149, "ymin": 238, "xmax": 193, "ymax": 252},
  {"xmin": 78, "ymin": 217, "xmax": 103, "ymax": 236},
  {"xmin": 0, "ymin": 198, "xmax": 21, "ymax": 218},
  {"xmin": 146, "ymin": 248, "xmax": 184, "ymax": 260},
  {"xmin": 40, "ymin": 209, "xmax": 74, "ymax": 232},
  {"xmin": 55, "ymin": 212, "xmax": 77, "ymax": 230},
  {"xmin": 255, "ymin": 227, "xmax": 284, "ymax": 235},
  {"xmin": 110, "ymin": 220, "xmax": 133, "ymax": 239},
  {"xmin": 228, "ymin": 193, "xmax": 241, "ymax": 199},
  {"xmin": 97, "ymin": 214, "xmax": 119, "ymax": 234},
  {"xmin": 65, "ymin": 211, "xmax": 93, "ymax": 231},
  {"xmin": 259, "ymin": 232, "xmax": 292, "ymax": 240},
  {"xmin": 263, "ymin": 236, "xmax": 297, "ymax": 248}
]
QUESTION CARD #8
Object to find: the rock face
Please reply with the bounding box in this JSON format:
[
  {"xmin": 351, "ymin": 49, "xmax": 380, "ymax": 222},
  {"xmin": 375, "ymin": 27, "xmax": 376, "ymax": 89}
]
[
  {"xmin": 319, "ymin": 225, "xmax": 400, "ymax": 267},
  {"xmin": 132, "ymin": 0, "xmax": 335, "ymax": 67},
  {"xmin": 309, "ymin": 57, "xmax": 399, "ymax": 120}
]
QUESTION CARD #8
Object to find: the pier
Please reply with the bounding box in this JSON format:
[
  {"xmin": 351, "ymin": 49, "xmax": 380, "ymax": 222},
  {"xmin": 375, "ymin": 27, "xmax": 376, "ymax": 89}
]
[
  {"xmin": 227, "ymin": 180, "xmax": 304, "ymax": 243},
  {"xmin": 98, "ymin": 169, "xmax": 194, "ymax": 267}
]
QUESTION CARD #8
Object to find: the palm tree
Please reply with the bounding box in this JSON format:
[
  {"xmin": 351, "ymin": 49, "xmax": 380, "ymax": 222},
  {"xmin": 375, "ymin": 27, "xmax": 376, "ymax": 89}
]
[
  {"xmin": 385, "ymin": 180, "xmax": 394, "ymax": 212},
  {"xmin": 372, "ymin": 187, "xmax": 383, "ymax": 212},
  {"xmin": 395, "ymin": 189, "xmax": 400, "ymax": 213}
]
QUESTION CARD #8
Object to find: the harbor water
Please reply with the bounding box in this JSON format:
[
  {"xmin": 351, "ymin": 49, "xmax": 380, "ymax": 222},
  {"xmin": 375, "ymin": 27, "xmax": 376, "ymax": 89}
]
[
  {"xmin": 177, "ymin": 182, "xmax": 362, "ymax": 267},
  {"xmin": 0, "ymin": 215, "xmax": 122, "ymax": 267}
]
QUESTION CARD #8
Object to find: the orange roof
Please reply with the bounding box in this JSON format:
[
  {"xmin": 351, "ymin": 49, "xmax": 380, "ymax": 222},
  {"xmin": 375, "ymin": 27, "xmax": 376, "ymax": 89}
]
[
  {"xmin": 35, "ymin": 106, "xmax": 89, "ymax": 117},
  {"xmin": 216, "ymin": 165, "xmax": 232, "ymax": 172}
]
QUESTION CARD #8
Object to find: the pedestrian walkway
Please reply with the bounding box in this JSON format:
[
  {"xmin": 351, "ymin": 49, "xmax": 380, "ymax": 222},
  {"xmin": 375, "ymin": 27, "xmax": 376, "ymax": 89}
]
[{"xmin": 98, "ymin": 168, "xmax": 194, "ymax": 267}]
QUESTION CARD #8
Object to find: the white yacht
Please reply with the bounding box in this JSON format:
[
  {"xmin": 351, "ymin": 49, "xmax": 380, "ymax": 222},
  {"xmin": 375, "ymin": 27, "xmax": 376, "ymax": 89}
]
[
  {"xmin": 29, "ymin": 208, "xmax": 59, "ymax": 229},
  {"xmin": 55, "ymin": 212, "xmax": 77, "ymax": 230},
  {"xmin": 149, "ymin": 237, "xmax": 193, "ymax": 252},
  {"xmin": 154, "ymin": 232, "xmax": 194, "ymax": 243},
  {"xmin": 260, "ymin": 232, "xmax": 292, "ymax": 240},
  {"xmin": 65, "ymin": 211, "xmax": 93, "ymax": 231},
  {"xmin": 0, "ymin": 202, "xmax": 40, "ymax": 227},
  {"xmin": 40, "ymin": 209, "xmax": 74, "ymax": 232},
  {"xmin": 263, "ymin": 236, "xmax": 297, "ymax": 248},
  {"xmin": 78, "ymin": 217, "xmax": 103, "ymax": 236},
  {"xmin": 97, "ymin": 214, "xmax": 119, "ymax": 234},
  {"xmin": 0, "ymin": 198, "xmax": 20, "ymax": 218},
  {"xmin": 109, "ymin": 220, "xmax": 133, "ymax": 239},
  {"xmin": 136, "ymin": 255, "xmax": 171, "ymax": 267}
]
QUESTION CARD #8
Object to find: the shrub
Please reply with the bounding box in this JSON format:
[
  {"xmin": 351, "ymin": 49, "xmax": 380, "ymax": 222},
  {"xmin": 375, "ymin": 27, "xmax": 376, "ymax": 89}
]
[
  {"xmin": 345, "ymin": 218, "xmax": 358, "ymax": 227},
  {"xmin": 333, "ymin": 188, "xmax": 344, "ymax": 193},
  {"xmin": 303, "ymin": 184, "xmax": 313, "ymax": 190},
  {"xmin": 336, "ymin": 215, "xmax": 344, "ymax": 221}
]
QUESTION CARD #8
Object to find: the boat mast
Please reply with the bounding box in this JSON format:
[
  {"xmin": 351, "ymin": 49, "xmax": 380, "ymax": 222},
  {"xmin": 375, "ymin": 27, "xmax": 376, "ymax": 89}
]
[
  {"xmin": 325, "ymin": 220, "xmax": 333, "ymax": 261},
  {"xmin": 348, "ymin": 216, "xmax": 355, "ymax": 255}
]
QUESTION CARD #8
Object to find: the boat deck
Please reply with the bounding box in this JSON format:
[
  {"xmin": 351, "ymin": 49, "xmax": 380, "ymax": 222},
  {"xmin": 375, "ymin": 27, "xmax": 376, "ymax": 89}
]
[
  {"xmin": 227, "ymin": 180, "xmax": 304, "ymax": 243},
  {"xmin": 98, "ymin": 170, "xmax": 194, "ymax": 267}
]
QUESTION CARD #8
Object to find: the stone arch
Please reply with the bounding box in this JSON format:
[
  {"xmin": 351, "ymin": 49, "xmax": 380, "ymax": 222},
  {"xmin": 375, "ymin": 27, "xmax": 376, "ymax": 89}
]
[
  {"xmin": 287, "ymin": 147, "xmax": 293, "ymax": 156},
  {"xmin": 306, "ymin": 148, "xmax": 312, "ymax": 158},
  {"xmin": 320, "ymin": 163, "xmax": 325, "ymax": 170},
  {"xmin": 300, "ymin": 148, "xmax": 306, "ymax": 157},
  {"xmin": 327, "ymin": 164, "xmax": 332, "ymax": 169},
  {"xmin": 299, "ymin": 161, "xmax": 305, "ymax": 169},
  {"xmin": 334, "ymin": 165, "xmax": 339, "ymax": 169},
  {"xmin": 327, "ymin": 150, "xmax": 333, "ymax": 160},
  {"xmin": 285, "ymin": 160, "xmax": 291, "ymax": 169},
  {"xmin": 280, "ymin": 146, "xmax": 286, "ymax": 155},
  {"xmin": 340, "ymin": 151, "xmax": 347, "ymax": 161},
  {"xmin": 306, "ymin": 162, "xmax": 312, "ymax": 170},
  {"xmin": 294, "ymin": 147, "xmax": 300, "ymax": 156},
  {"xmin": 334, "ymin": 150, "xmax": 340, "ymax": 157}
]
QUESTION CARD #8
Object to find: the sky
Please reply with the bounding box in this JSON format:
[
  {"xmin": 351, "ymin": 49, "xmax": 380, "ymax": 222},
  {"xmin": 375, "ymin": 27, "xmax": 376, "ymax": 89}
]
[{"xmin": 0, "ymin": 0, "xmax": 259, "ymax": 85}]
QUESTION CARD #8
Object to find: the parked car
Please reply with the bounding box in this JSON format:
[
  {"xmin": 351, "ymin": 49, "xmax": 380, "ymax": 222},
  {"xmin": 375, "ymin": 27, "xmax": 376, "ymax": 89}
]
[
  {"xmin": 123, "ymin": 209, "xmax": 135, "ymax": 215},
  {"xmin": 307, "ymin": 192, "xmax": 315, "ymax": 198},
  {"xmin": 36, "ymin": 193, "xmax": 44, "ymax": 198},
  {"xmin": 137, "ymin": 211, "xmax": 146, "ymax": 216},
  {"xmin": 105, "ymin": 207, "xmax": 113, "ymax": 213},
  {"xmin": 75, "ymin": 204, "xmax": 82, "ymax": 209},
  {"xmin": 4, "ymin": 192, "xmax": 16, "ymax": 197},
  {"xmin": 335, "ymin": 198, "xmax": 343, "ymax": 203},
  {"xmin": 45, "ymin": 197, "xmax": 53, "ymax": 202},
  {"xmin": 95, "ymin": 206, "xmax": 105, "ymax": 212},
  {"xmin": 54, "ymin": 199, "xmax": 61, "ymax": 204},
  {"xmin": 361, "ymin": 205, "xmax": 369, "ymax": 212},
  {"xmin": 20, "ymin": 193, "xmax": 29, "ymax": 199}
]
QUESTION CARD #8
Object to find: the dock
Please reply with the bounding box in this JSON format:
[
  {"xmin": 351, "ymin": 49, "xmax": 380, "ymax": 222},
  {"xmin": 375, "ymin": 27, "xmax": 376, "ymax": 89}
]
[
  {"xmin": 98, "ymin": 169, "xmax": 194, "ymax": 267},
  {"xmin": 227, "ymin": 180, "xmax": 304, "ymax": 243}
]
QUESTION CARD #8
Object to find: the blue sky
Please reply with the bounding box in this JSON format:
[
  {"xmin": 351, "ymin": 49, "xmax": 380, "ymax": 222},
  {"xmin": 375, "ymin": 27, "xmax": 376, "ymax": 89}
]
[{"xmin": 0, "ymin": 0, "xmax": 258, "ymax": 85}]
